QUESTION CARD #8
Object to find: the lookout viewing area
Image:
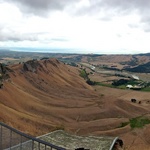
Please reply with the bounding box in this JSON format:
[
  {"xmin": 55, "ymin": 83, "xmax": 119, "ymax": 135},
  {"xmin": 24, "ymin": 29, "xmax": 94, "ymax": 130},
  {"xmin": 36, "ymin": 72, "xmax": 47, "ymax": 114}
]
[{"xmin": 0, "ymin": 122, "xmax": 121, "ymax": 150}]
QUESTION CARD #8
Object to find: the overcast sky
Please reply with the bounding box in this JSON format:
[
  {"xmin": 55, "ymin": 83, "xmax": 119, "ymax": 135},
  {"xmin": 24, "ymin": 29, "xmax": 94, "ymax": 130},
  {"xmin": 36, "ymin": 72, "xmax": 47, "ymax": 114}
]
[{"xmin": 0, "ymin": 0, "xmax": 150, "ymax": 54}]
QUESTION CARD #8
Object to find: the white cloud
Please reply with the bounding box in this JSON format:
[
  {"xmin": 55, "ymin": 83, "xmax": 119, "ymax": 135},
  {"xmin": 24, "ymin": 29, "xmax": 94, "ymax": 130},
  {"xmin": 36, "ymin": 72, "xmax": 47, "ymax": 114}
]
[{"xmin": 0, "ymin": 0, "xmax": 150, "ymax": 54}]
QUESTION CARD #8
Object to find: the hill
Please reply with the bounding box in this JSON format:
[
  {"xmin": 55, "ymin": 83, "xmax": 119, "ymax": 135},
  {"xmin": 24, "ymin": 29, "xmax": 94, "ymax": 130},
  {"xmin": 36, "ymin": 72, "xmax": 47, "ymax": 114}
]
[
  {"xmin": 0, "ymin": 58, "xmax": 97, "ymax": 134},
  {"xmin": 0, "ymin": 58, "xmax": 150, "ymax": 149},
  {"xmin": 136, "ymin": 53, "xmax": 150, "ymax": 56},
  {"xmin": 125, "ymin": 62, "xmax": 150, "ymax": 73}
]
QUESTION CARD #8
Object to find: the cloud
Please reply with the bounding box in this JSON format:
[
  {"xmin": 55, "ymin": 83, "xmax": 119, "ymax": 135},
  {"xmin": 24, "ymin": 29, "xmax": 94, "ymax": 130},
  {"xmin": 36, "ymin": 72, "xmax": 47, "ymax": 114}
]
[
  {"xmin": 0, "ymin": 0, "xmax": 150, "ymax": 54},
  {"xmin": 67, "ymin": 0, "xmax": 150, "ymax": 34},
  {"xmin": 0, "ymin": 24, "xmax": 38, "ymax": 42},
  {"xmin": 6, "ymin": 0, "xmax": 79, "ymax": 16},
  {"xmin": 92, "ymin": 0, "xmax": 150, "ymax": 13},
  {"xmin": 70, "ymin": 0, "xmax": 150, "ymax": 20},
  {"xmin": 3, "ymin": 0, "xmax": 150, "ymax": 20},
  {"xmin": 4, "ymin": 0, "xmax": 150, "ymax": 25},
  {"xmin": 69, "ymin": 0, "xmax": 132, "ymax": 17},
  {"xmin": 0, "ymin": 27, "xmax": 38, "ymax": 42},
  {"xmin": 51, "ymin": 38, "xmax": 69, "ymax": 42}
]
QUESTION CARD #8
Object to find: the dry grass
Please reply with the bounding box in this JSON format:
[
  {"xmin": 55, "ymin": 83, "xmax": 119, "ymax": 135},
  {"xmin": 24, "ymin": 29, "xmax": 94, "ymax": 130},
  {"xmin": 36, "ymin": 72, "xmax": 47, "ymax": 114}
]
[{"xmin": 0, "ymin": 58, "xmax": 150, "ymax": 150}]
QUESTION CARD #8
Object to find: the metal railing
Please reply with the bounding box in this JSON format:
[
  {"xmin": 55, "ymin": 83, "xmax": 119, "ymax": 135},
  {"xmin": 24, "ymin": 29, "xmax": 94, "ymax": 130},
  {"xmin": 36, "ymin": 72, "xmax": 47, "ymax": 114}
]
[{"xmin": 0, "ymin": 122, "xmax": 66, "ymax": 150}]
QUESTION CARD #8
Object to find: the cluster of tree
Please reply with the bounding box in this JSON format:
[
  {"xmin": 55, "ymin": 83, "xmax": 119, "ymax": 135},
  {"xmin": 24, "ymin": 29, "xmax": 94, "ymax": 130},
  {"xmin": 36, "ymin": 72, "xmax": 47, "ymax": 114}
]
[
  {"xmin": 136, "ymin": 53, "xmax": 150, "ymax": 56},
  {"xmin": 68, "ymin": 62, "xmax": 78, "ymax": 67},
  {"xmin": 125, "ymin": 62, "xmax": 150, "ymax": 73},
  {"xmin": 86, "ymin": 79, "xmax": 96, "ymax": 85},
  {"xmin": 59, "ymin": 55, "xmax": 82, "ymax": 63},
  {"xmin": 79, "ymin": 69, "xmax": 89, "ymax": 80},
  {"xmin": 79, "ymin": 69, "xmax": 97, "ymax": 85},
  {"xmin": 112, "ymin": 79, "xmax": 129, "ymax": 86},
  {"xmin": 102, "ymin": 66, "xmax": 121, "ymax": 71}
]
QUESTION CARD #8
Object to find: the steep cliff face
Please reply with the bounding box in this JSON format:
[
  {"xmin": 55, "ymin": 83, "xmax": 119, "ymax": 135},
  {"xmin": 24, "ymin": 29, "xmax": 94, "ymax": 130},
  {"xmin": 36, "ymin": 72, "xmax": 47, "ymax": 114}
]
[
  {"xmin": 23, "ymin": 60, "xmax": 40, "ymax": 72},
  {"xmin": 0, "ymin": 58, "xmax": 98, "ymax": 135},
  {"xmin": 0, "ymin": 63, "xmax": 6, "ymax": 74},
  {"xmin": 0, "ymin": 64, "xmax": 11, "ymax": 88},
  {"xmin": 0, "ymin": 58, "xmax": 150, "ymax": 150}
]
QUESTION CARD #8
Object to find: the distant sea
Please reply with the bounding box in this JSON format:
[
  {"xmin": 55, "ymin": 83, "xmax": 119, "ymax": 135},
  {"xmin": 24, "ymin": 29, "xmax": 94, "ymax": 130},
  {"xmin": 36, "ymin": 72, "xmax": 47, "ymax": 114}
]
[{"xmin": 6, "ymin": 47, "xmax": 83, "ymax": 54}]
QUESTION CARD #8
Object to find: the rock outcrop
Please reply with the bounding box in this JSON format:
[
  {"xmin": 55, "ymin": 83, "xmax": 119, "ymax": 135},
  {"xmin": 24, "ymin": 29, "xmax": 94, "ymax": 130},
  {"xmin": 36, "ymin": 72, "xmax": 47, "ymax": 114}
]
[{"xmin": 0, "ymin": 63, "xmax": 10, "ymax": 88}]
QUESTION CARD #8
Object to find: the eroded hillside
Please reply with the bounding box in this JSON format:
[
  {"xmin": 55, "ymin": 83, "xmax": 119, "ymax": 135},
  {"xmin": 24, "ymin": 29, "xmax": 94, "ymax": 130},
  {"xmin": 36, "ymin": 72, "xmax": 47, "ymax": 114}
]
[
  {"xmin": 0, "ymin": 58, "xmax": 150, "ymax": 149},
  {"xmin": 0, "ymin": 58, "xmax": 99, "ymax": 135}
]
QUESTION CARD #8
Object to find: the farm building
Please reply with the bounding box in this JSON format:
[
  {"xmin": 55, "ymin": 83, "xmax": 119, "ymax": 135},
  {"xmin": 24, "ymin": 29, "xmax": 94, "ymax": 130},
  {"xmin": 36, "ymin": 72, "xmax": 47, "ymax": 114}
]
[{"xmin": 126, "ymin": 85, "xmax": 133, "ymax": 89}]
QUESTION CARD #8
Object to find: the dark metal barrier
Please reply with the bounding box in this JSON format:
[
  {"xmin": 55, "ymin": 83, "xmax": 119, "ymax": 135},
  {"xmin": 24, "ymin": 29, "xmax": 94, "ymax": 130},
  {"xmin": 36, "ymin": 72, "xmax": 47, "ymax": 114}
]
[{"xmin": 0, "ymin": 122, "xmax": 66, "ymax": 150}]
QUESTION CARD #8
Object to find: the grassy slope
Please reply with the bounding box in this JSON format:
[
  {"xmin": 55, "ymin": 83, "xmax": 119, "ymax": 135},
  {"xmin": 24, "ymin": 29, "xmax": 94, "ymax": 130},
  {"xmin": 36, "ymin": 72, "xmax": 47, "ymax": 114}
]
[{"xmin": 0, "ymin": 58, "xmax": 150, "ymax": 149}]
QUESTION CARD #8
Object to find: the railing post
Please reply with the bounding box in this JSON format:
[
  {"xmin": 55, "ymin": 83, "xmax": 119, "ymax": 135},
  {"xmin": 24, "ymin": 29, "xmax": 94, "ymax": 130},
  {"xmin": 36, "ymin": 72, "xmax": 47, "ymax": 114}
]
[
  {"xmin": 0, "ymin": 125, "xmax": 2, "ymax": 150},
  {"xmin": 38, "ymin": 142, "xmax": 40, "ymax": 150},
  {"xmin": 20, "ymin": 135, "xmax": 22, "ymax": 150},
  {"xmin": 10, "ymin": 129, "xmax": 12, "ymax": 150},
  {"xmin": 32, "ymin": 140, "xmax": 34, "ymax": 150},
  {"xmin": 0, "ymin": 122, "xmax": 66, "ymax": 150}
]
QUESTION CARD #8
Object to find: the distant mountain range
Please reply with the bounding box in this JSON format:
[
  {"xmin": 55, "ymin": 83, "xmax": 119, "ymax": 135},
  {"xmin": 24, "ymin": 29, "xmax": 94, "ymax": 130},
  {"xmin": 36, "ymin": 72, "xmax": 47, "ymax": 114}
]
[{"xmin": 136, "ymin": 53, "xmax": 150, "ymax": 56}]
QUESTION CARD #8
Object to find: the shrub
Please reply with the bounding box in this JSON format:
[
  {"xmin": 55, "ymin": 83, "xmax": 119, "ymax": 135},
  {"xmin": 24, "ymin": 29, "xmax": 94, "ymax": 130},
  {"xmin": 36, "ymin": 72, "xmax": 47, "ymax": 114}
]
[
  {"xmin": 86, "ymin": 79, "xmax": 96, "ymax": 85},
  {"xmin": 79, "ymin": 69, "xmax": 88, "ymax": 79},
  {"xmin": 130, "ymin": 117, "xmax": 150, "ymax": 129},
  {"xmin": 117, "ymin": 122, "xmax": 129, "ymax": 128},
  {"xmin": 112, "ymin": 79, "xmax": 128, "ymax": 86},
  {"xmin": 117, "ymin": 116, "xmax": 150, "ymax": 129}
]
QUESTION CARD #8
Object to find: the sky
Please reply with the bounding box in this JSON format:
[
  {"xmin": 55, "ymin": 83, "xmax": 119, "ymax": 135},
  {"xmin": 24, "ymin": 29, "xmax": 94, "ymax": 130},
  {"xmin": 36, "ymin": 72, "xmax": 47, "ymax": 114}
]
[{"xmin": 0, "ymin": 0, "xmax": 150, "ymax": 54}]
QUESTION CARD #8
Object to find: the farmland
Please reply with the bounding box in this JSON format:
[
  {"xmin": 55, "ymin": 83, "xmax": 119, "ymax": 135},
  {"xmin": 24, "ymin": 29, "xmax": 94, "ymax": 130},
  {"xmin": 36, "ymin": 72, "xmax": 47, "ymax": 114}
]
[{"xmin": 0, "ymin": 50, "xmax": 150, "ymax": 149}]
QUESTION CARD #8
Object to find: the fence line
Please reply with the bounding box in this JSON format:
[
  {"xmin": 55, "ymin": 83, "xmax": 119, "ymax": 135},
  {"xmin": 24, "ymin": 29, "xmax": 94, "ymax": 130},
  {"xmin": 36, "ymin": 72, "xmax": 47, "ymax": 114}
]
[{"xmin": 0, "ymin": 122, "xmax": 66, "ymax": 150}]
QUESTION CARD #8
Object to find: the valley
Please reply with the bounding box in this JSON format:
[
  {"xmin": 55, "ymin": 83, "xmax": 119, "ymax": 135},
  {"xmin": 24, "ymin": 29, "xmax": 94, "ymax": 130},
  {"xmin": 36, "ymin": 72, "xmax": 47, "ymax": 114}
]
[{"xmin": 0, "ymin": 51, "xmax": 150, "ymax": 149}]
